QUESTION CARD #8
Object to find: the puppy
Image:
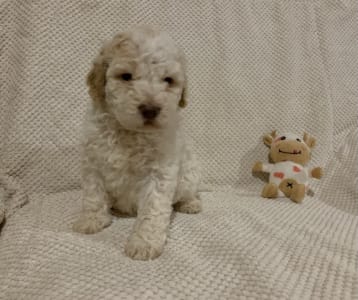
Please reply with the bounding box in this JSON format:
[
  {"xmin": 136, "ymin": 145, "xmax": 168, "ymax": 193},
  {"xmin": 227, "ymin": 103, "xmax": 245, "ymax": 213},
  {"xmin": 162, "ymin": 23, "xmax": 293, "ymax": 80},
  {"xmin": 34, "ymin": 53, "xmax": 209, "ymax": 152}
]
[{"xmin": 73, "ymin": 26, "xmax": 201, "ymax": 260}]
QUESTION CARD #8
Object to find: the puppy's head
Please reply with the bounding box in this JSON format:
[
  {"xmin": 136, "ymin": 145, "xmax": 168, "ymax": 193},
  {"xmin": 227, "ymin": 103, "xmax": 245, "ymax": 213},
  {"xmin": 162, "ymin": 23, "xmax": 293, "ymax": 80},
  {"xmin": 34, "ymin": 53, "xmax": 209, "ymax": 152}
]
[{"xmin": 87, "ymin": 25, "xmax": 187, "ymax": 132}]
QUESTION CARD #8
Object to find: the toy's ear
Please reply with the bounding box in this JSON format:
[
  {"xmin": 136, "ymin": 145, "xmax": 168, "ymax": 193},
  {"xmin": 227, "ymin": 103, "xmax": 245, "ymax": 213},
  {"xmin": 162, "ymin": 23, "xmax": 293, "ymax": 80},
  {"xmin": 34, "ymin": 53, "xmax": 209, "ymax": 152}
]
[
  {"xmin": 303, "ymin": 132, "xmax": 316, "ymax": 148},
  {"xmin": 263, "ymin": 130, "xmax": 276, "ymax": 147}
]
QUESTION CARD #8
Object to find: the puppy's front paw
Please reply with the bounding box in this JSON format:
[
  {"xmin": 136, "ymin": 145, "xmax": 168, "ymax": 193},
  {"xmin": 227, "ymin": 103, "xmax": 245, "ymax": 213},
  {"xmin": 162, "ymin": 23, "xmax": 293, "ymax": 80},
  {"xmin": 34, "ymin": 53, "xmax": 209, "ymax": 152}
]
[
  {"xmin": 72, "ymin": 211, "xmax": 112, "ymax": 234},
  {"xmin": 125, "ymin": 233, "xmax": 164, "ymax": 260}
]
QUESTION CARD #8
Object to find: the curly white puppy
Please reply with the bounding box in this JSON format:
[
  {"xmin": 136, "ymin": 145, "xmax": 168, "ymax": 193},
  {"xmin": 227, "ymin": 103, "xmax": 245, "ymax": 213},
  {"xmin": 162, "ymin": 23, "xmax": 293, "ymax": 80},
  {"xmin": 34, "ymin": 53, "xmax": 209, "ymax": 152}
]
[{"xmin": 73, "ymin": 26, "xmax": 201, "ymax": 260}]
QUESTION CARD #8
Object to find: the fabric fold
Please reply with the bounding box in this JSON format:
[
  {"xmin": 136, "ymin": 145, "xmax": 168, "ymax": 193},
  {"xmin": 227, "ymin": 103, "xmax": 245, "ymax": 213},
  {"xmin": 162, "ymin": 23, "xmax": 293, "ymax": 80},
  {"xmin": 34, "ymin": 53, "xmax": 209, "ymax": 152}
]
[{"xmin": 0, "ymin": 168, "xmax": 28, "ymax": 227}]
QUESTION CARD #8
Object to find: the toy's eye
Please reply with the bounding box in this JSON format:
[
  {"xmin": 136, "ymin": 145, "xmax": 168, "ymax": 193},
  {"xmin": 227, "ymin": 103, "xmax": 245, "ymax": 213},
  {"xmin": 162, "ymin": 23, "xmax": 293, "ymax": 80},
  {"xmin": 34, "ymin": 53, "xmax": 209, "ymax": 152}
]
[
  {"xmin": 296, "ymin": 138, "xmax": 301, "ymax": 142},
  {"xmin": 119, "ymin": 73, "xmax": 132, "ymax": 81},
  {"xmin": 280, "ymin": 136, "xmax": 286, "ymax": 140}
]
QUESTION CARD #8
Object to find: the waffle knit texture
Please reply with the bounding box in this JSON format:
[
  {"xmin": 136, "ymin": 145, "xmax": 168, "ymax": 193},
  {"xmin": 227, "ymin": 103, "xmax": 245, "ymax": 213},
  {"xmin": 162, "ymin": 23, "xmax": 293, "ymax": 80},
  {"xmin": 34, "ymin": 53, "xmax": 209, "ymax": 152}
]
[{"xmin": 0, "ymin": 1, "xmax": 357, "ymax": 299}]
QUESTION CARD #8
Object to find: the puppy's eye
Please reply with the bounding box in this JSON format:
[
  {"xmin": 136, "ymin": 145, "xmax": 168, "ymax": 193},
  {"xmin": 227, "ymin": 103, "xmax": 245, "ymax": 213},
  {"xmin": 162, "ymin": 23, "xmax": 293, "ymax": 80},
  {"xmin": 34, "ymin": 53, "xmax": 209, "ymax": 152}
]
[
  {"xmin": 280, "ymin": 136, "xmax": 286, "ymax": 140},
  {"xmin": 296, "ymin": 138, "xmax": 301, "ymax": 142},
  {"xmin": 164, "ymin": 77, "xmax": 174, "ymax": 85},
  {"xmin": 120, "ymin": 73, "xmax": 132, "ymax": 81}
]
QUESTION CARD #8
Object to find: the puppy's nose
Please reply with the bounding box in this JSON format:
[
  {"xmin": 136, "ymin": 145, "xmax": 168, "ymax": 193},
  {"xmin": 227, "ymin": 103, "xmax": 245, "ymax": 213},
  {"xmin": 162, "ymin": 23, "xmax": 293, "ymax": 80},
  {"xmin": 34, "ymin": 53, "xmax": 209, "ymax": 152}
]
[{"xmin": 138, "ymin": 104, "xmax": 161, "ymax": 120}]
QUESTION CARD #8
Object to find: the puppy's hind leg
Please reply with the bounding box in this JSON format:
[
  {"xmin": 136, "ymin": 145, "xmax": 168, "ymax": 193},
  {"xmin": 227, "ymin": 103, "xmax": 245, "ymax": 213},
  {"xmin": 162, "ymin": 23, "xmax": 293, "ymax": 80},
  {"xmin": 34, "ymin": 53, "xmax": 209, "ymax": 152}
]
[{"xmin": 173, "ymin": 150, "xmax": 202, "ymax": 214}]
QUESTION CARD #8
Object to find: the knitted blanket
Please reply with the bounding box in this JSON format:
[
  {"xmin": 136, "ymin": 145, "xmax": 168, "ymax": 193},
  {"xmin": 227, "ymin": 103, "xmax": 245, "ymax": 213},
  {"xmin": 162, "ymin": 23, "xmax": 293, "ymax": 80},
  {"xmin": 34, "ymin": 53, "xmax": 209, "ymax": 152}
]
[{"xmin": 1, "ymin": 1, "xmax": 357, "ymax": 299}]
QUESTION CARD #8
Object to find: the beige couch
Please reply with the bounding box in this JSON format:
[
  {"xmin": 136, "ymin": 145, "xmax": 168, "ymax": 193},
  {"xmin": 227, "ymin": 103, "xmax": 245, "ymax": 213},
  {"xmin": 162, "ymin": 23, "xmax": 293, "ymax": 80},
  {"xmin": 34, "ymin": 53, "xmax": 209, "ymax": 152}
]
[{"xmin": 1, "ymin": 1, "xmax": 357, "ymax": 299}]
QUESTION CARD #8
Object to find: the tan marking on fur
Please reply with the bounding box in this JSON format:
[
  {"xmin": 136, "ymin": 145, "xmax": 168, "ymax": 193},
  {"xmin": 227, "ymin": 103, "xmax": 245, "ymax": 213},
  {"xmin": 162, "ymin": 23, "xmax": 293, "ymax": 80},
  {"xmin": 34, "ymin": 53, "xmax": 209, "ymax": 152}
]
[
  {"xmin": 179, "ymin": 87, "xmax": 187, "ymax": 108},
  {"xmin": 86, "ymin": 53, "xmax": 108, "ymax": 104}
]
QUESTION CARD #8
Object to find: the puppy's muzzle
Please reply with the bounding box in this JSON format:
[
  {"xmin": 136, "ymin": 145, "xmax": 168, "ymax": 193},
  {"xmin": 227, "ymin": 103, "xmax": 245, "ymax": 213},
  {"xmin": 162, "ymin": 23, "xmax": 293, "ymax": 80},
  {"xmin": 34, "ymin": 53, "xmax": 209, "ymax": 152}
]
[{"xmin": 138, "ymin": 104, "xmax": 161, "ymax": 120}]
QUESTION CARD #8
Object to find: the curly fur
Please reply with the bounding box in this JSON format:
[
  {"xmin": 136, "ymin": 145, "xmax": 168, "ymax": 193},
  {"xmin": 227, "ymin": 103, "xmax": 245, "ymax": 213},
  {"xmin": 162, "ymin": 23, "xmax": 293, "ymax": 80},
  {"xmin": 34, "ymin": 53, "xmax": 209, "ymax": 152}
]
[{"xmin": 73, "ymin": 26, "xmax": 201, "ymax": 260}]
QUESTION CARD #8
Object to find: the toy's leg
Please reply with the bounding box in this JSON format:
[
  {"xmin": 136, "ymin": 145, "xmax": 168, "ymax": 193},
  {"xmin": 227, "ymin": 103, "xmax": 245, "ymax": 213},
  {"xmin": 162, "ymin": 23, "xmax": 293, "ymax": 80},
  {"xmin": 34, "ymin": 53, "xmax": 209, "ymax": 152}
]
[
  {"xmin": 279, "ymin": 179, "xmax": 296, "ymax": 198},
  {"xmin": 261, "ymin": 183, "xmax": 278, "ymax": 198},
  {"xmin": 290, "ymin": 184, "xmax": 306, "ymax": 203}
]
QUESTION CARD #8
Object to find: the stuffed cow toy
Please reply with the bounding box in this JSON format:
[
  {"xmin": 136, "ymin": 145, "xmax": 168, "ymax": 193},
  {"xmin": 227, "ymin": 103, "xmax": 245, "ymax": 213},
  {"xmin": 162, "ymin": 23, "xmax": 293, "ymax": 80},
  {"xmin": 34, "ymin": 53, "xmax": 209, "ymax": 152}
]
[{"xmin": 253, "ymin": 131, "xmax": 323, "ymax": 203}]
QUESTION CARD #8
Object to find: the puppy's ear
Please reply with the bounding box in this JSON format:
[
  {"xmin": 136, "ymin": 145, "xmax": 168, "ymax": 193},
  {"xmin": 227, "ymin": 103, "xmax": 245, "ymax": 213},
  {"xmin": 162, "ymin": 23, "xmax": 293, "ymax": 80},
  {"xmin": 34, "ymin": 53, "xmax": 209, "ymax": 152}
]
[
  {"xmin": 263, "ymin": 130, "xmax": 276, "ymax": 147},
  {"xmin": 86, "ymin": 49, "xmax": 108, "ymax": 103},
  {"xmin": 179, "ymin": 86, "xmax": 187, "ymax": 108},
  {"xmin": 178, "ymin": 49, "xmax": 188, "ymax": 108},
  {"xmin": 303, "ymin": 132, "xmax": 316, "ymax": 148}
]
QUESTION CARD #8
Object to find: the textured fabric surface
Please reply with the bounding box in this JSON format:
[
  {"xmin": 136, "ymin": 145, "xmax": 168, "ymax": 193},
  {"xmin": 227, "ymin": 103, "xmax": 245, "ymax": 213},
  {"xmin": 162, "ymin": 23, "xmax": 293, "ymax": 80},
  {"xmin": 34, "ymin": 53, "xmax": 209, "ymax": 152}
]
[
  {"xmin": 0, "ymin": 0, "xmax": 358, "ymax": 299},
  {"xmin": 0, "ymin": 164, "xmax": 28, "ymax": 226},
  {"xmin": 0, "ymin": 189, "xmax": 357, "ymax": 300}
]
